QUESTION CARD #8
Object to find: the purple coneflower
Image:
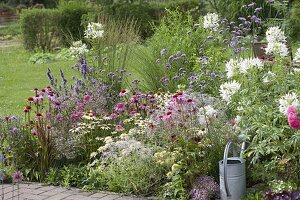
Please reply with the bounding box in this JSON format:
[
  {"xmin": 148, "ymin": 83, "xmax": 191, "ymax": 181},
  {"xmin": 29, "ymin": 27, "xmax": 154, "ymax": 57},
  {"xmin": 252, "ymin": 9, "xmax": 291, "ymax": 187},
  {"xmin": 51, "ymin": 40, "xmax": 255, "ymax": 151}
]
[{"xmin": 12, "ymin": 171, "xmax": 23, "ymax": 183}]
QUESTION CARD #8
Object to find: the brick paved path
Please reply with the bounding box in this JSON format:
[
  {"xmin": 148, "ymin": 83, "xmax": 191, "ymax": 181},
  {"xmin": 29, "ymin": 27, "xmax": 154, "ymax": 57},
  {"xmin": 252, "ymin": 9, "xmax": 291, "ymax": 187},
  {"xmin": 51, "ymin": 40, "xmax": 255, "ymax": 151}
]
[{"xmin": 0, "ymin": 183, "xmax": 148, "ymax": 200}]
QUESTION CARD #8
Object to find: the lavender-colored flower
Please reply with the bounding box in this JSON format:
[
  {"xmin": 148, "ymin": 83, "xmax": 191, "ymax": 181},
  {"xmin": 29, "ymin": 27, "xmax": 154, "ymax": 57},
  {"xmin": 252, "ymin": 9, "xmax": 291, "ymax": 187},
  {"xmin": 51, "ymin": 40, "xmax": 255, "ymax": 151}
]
[
  {"xmin": 0, "ymin": 153, "xmax": 4, "ymax": 162},
  {"xmin": 248, "ymin": 2, "xmax": 256, "ymax": 7},
  {"xmin": 238, "ymin": 17, "xmax": 246, "ymax": 21},
  {"xmin": 229, "ymin": 41, "xmax": 236, "ymax": 47},
  {"xmin": 12, "ymin": 171, "xmax": 23, "ymax": 183},
  {"xmin": 250, "ymin": 15, "xmax": 261, "ymax": 23},
  {"xmin": 207, "ymin": 36, "xmax": 214, "ymax": 39},
  {"xmin": 254, "ymin": 7, "xmax": 262, "ymax": 13},
  {"xmin": 165, "ymin": 62, "xmax": 171, "ymax": 69},
  {"xmin": 160, "ymin": 48, "xmax": 167, "ymax": 56},
  {"xmin": 190, "ymin": 176, "xmax": 219, "ymax": 200}
]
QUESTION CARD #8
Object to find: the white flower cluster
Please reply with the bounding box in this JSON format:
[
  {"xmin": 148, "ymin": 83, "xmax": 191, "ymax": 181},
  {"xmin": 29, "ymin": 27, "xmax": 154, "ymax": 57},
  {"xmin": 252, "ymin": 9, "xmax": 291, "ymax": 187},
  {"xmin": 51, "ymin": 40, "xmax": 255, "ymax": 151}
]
[
  {"xmin": 91, "ymin": 134, "xmax": 152, "ymax": 165},
  {"xmin": 265, "ymin": 27, "xmax": 289, "ymax": 57},
  {"xmin": 198, "ymin": 105, "xmax": 218, "ymax": 125},
  {"xmin": 203, "ymin": 13, "xmax": 219, "ymax": 31},
  {"xmin": 220, "ymin": 81, "xmax": 241, "ymax": 103},
  {"xmin": 225, "ymin": 58, "xmax": 263, "ymax": 78},
  {"xmin": 293, "ymin": 48, "xmax": 300, "ymax": 63},
  {"xmin": 278, "ymin": 92, "xmax": 299, "ymax": 115},
  {"xmin": 262, "ymin": 71, "xmax": 276, "ymax": 84},
  {"xmin": 69, "ymin": 41, "xmax": 89, "ymax": 57},
  {"xmin": 84, "ymin": 22, "xmax": 104, "ymax": 39}
]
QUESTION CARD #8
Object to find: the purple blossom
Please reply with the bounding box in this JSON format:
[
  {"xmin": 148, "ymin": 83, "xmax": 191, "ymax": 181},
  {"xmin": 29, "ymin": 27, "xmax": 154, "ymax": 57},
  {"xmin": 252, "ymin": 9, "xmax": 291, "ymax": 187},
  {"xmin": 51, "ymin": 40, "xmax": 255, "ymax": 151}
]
[
  {"xmin": 114, "ymin": 102, "xmax": 126, "ymax": 112},
  {"xmin": 190, "ymin": 176, "xmax": 219, "ymax": 200},
  {"xmin": 160, "ymin": 48, "xmax": 167, "ymax": 56},
  {"xmin": 12, "ymin": 171, "xmax": 23, "ymax": 183},
  {"xmin": 229, "ymin": 41, "xmax": 236, "ymax": 47},
  {"xmin": 0, "ymin": 153, "xmax": 4, "ymax": 162},
  {"xmin": 254, "ymin": 7, "xmax": 262, "ymax": 13},
  {"xmin": 248, "ymin": 2, "xmax": 256, "ymax": 7}
]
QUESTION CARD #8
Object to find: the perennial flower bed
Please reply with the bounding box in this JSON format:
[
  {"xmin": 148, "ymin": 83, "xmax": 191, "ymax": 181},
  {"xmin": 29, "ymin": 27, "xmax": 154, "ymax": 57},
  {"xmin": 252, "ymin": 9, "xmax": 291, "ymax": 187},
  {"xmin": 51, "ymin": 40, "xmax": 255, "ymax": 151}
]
[{"xmin": 1, "ymin": 1, "xmax": 300, "ymax": 200}]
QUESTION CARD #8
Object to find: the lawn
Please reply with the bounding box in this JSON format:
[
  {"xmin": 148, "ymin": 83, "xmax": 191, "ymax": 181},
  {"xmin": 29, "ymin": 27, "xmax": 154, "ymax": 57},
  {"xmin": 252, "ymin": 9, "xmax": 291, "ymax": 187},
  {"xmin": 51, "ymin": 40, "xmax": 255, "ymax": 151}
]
[{"xmin": 0, "ymin": 43, "xmax": 75, "ymax": 116}]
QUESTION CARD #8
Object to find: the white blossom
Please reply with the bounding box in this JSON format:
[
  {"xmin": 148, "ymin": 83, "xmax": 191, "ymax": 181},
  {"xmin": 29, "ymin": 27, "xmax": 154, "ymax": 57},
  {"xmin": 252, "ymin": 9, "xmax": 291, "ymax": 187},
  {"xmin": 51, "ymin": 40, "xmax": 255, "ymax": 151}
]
[
  {"xmin": 239, "ymin": 58, "xmax": 264, "ymax": 74},
  {"xmin": 84, "ymin": 22, "xmax": 104, "ymax": 39},
  {"xmin": 220, "ymin": 81, "xmax": 241, "ymax": 102},
  {"xmin": 262, "ymin": 71, "xmax": 276, "ymax": 83},
  {"xmin": 265, "ymin": 42, "xmax": 289, "ymax": 58},
  {"xmin": 266, "ymin": 26, "xmax": 286, "ymax": 43},
  {"xmin": 69, "ymin": 41, "xmax": 89, "ymax": 57},
  {"xmin": 278, "ymin": 92, "xmax": 299, "ymax": 115},
  {"xmin": 225, "ymin": 59, "xmax": 240, "ymax": 78},
  {"xmin": 293, "ymin": 48, "xmax": 300, "ymax": 63},
  {"xmin": 203, "ymin": 13, "xmax": 219, "ymax": 31}
]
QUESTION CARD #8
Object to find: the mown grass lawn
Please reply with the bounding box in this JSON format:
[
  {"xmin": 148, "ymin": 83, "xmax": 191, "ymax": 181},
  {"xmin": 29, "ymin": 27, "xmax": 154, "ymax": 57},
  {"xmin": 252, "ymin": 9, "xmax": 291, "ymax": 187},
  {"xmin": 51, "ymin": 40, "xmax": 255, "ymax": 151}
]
[{"xmin": 0, "ymin": 43, "xmax": 75, "ymax": 116}]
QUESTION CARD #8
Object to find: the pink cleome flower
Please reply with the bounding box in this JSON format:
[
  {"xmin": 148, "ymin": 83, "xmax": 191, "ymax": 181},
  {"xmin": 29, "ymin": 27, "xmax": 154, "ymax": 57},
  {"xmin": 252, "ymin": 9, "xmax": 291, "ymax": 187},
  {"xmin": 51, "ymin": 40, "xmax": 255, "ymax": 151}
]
[{"xmin": 287, "ymin": 105, "xmax": 300, "ymax": 129}]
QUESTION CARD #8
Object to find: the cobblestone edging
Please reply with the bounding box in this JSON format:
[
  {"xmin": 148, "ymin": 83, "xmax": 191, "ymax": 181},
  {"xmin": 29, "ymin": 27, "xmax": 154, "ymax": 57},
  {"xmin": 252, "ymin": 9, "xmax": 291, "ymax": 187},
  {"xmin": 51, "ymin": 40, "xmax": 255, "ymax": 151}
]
[{"xmin": 0, "ymin": 182, "xmax": 149, "ymax": 200}]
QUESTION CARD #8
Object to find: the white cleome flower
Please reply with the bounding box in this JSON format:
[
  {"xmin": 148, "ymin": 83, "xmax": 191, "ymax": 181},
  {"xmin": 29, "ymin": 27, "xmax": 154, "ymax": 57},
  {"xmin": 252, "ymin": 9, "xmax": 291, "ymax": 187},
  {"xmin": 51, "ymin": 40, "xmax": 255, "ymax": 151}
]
[
  {"xmin": 220, "ymin": 81, "xmax": 241, "ymax": 102},
  {"xmin": 239, "ymin": 58, "xmax": 264, "ymax": 74},
  {"xmin": 266, "ymin": 26, "xmax": 286, "ymax": 43},
  {"xmin": 278, "ymin": 92, "xmax": 299, "ymax": 115},
  {"xmin": 203, "ymin": 13, "xmax": 219, "ymax": 31},
  {"xmin": 293, "ymin": 48, "xmax": 300, "ymax": 63},
  {"xmin": 225, "ymin": 59, "xmax": 240, "ymax": 78},
  {"xmin": 265, "ymin": 42, "xmax": 289, "ymax": 58},
  {"xmin": 84, "ymin": 22, "xmax": 104, "ymax": 39},
  {"xmin": 69, "ymin": 41, "xmax": 89, "ymax": 57},
  {"xmin": 262, "ymin": 71, "xmax": 276, "ymax": 83}
]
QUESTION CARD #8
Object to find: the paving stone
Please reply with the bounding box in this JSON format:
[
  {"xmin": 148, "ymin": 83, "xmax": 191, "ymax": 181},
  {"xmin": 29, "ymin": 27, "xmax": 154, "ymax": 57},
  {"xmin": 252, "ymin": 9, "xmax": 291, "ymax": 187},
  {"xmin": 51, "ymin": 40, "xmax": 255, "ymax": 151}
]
[
  {"xmin": 19, "ymin": 188, "xmax": 45, "ymax": 195},
  {"xmin": 89, "ymin": 193, "xmax": 108, "ymax": 198},
  {"xmin": 19, "ymin": 193, "xmax": 50, "ymax": 200},
  {"xmin": 43, "ymin": 192, "xmax": 72, "ymax": 200},
  {"xmin": 39, "ymin": 187, "xmax": 68, "ymax": 196},
  {"xmin": 100, "ymin": 194, "xmax": 121, "ymax": 200},
  {"xmin": 64, "ymin": 194, "xmax": 97, "ymax": 200}
]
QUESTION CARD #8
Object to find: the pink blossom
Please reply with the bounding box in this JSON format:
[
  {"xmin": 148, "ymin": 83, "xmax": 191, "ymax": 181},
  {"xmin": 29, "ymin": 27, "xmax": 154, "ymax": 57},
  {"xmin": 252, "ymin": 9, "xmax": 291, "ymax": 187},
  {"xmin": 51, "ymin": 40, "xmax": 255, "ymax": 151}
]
[
  {"xmin": 77, "ymin": 102, "xmax": 85, "ymax": 111},
  {"xmin": 114, "ymin": 102, "xmax": 126, "ymax": 112},
  {"xmin": 31, "ymin": 128, "xmax": 38, "ymax": 135},
  {"xmin": 129, "ymin": 110, "xmax": 138, "ymax": 117},
  {"xmin": 162, "ymin": 111, "xmax": 174, "ymax": 121},
  {"xmin": 115, "ymin": 125, "xmax": 125, "ymax": 132},
  {"xmin": 110, "ymin": 113, "xmax": 120, "ymax": 119},
  {"xmin": 12, "ymin": 171, "xmax": 23, "ymax": 183},
  {"xmin": 287, "ymin": 106, "xmax": 300, "ymax": 129},
  {"xmin": 83, "ymin": 95, "xmax": 92, "ymax": 102},
  {"xmin": 119, "ymin": 89, "xmax": 130, "ymax": 97},
  {"xmin": 71, "ymin": 111, "xmax": 83, "ymax": 122},
  {"xmin": 55, "ymin": 114, "xmax": 63, "ymax": 122}
]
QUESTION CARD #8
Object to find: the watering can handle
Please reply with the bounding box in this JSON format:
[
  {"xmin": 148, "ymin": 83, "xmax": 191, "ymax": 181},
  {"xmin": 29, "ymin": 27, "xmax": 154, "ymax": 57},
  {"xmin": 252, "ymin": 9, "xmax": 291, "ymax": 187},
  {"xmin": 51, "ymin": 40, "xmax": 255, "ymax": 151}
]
[
  {"xmin": 223, "ymin": 142, "xmax": 233, "ymax": 197},
  {"xmin": 223, "ymin": 141, "xmax": 246, "ymax": 197}
]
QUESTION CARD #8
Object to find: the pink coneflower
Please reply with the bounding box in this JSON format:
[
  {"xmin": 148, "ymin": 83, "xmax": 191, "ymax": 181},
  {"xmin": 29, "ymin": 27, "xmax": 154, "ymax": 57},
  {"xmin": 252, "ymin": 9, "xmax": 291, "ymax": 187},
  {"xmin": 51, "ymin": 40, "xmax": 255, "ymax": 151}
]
[
  {"xmin": 70, "ymin": 111, "xmax": 83, "ymax": 122},
  {"xmin": 27, "ymin": 97, "xmax": 34, "ymax": 102},
  {"xmin": 77, "ymin": 103, "xmax": 85, "ymax": 111},
  {"xmin": 115, "ymin": 125, "xmax": 125, "ymax": 132},
  {"xmin": 129, "ymin": 110, "xmax": 138, "ymax": 117},
  {"xmin": 162, "ymin": 111, "xmax": 174, "ymax": 121},
  {"xmin": 110, "ymin": 113, "xmax": 120, "ymax": 119},
  {"xmin": 114, "ymin": 102, "xmax": 126, "ymax": 112},
  {"xmin": 12, "ymin": 171, "xmax": 23, "ymax": 183},
  {"xmin": 55, "ymin": 114, "xmax": 63, "ymax": 122},
  {"xmin": 83, "ymin": 95, "xmax": 92, "ymax": 102},
  {"xmin": 53, "ymin": 101, "xmax": 62, "ymax": 110},
  {"xmin": 119, "ymin": 89, "xmax": 130, "ymax": 97},
  {"xmin": 31, "ymin": 128, "xmax": 37, "ymax": 135}
]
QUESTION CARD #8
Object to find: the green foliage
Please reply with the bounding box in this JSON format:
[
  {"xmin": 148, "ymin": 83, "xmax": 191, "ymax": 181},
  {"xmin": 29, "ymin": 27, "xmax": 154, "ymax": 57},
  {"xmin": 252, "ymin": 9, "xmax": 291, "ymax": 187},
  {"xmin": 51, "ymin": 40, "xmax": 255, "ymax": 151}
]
[
  {"xmin": 20, "ymin": 9, "xmax": 61, "ymax": 52},
  {"xmin": 285, "ymin": 1, "xmax": 300, "ymax": 41},
  {"xmin": 46, "ymin": 165, "xmax": 88, "ymax": 188},
  {"xmin": 58, "ymin": 0, "xmax": 91, "ymax": 46},
  {"xmin": 0, "ymin": 2, "xmax": 14, "ymax": 12},
  {"xmin": 102, "ymin": 0, "xmax": 202, "ymax": 39},
  {"xmin": 29, "ymin": 52, "xmax": 56, "ymax": 64},
  {"xmin": 86, "ymin": 154, "xmax": 165, "ymax": 195},
  {"xmin": 0, "ymin": 21, "xmax": 21, "ymax": 37}
]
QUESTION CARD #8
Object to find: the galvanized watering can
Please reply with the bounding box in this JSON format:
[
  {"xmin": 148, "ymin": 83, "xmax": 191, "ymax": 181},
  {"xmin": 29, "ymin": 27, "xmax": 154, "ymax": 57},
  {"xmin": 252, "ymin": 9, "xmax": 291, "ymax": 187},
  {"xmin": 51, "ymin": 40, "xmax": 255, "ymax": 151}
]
[{"xmin": 219, "ymin": 142, "xmax": 246, "ymax": 200}]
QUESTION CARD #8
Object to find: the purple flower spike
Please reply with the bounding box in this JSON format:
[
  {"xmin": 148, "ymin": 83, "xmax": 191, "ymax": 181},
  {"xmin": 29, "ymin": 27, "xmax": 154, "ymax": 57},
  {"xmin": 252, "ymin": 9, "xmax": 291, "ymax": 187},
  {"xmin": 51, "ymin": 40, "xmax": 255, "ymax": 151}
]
[
  {"xmin": 160, "ymin": 48, "xmax": 167, "ymax": 56},
  {"xmin": 248, "ymin": 2, "xmax": 256, "ymax": 7},
  {"xmin": 229, "ymin": 41, "xmax": 236, "ymax": 47}
]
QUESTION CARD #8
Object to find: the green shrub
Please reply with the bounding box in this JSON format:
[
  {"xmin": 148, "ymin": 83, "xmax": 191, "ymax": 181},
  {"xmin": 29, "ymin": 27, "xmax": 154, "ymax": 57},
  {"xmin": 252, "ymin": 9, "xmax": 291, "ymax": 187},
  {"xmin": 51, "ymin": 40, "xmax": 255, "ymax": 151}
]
[
  {"xmin": 20, "ymin": 8, "xmax": 61, "ymax": 52},
  {"xmin": 286, "ymin": 1, "xmax": 300, "ymax": 42},
  {"xmin": 58, "ymin": 1, "xmax": 91, "ymax": 46},
  {"xmin": 102, "ymin": 0, "xmax": 202, "ymax": 39},
  {"xmin": 0, "ymin": 2, "xmax": 14, "ymax": 13}
]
